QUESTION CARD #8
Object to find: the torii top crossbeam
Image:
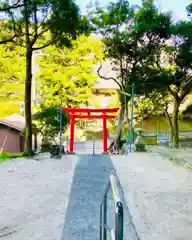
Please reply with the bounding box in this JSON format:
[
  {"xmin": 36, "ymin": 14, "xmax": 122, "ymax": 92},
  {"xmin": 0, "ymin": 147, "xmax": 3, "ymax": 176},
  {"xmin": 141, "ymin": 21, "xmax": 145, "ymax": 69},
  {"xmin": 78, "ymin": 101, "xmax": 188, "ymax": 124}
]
[{"xmin": 63, "ymin": 107, "xmax": 119, "ymax": 113}]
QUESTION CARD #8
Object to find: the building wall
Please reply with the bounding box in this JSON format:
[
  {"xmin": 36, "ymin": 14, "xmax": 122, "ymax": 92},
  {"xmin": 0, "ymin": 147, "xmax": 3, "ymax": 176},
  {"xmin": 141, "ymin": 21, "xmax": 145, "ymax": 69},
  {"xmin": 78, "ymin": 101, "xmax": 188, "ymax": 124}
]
[
  {"xmin": 0, "ymin": 125, "xmax": 21, "ymax": 153},
  {"xmin": 20, "ymin": 135, "xmax": 25, "ymax": 152}
]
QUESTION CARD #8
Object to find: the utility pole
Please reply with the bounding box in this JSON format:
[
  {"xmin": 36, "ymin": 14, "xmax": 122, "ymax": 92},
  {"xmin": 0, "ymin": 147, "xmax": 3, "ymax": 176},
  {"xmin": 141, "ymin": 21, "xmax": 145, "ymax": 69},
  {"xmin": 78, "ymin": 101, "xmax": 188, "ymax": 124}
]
[
  {"xmin": 129, "ymin": 83, "xmax": 135, "ymax": 152},
  {"xmin": 32, "ymin": 51, "xmax": 42, "ymax": 151},
  {"xmin": 59, "ymin": 100, "xmax": 63, "ymax": 154},
  {"xmin": 32, "ymin": 51, "xmax": 41, "ymax": 114},
  {"xmin": 120, "ymin": 83, "xmax": 135, "ymax": 153}
]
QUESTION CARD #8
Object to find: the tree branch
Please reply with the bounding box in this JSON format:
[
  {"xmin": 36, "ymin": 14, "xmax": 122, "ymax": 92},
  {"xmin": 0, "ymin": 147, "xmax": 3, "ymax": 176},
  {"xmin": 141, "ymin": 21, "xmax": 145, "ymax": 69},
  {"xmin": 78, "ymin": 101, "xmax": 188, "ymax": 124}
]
[
  {"xmin": 32, "ymin": 40, "xmax": 54, "ymax": 50},
  {"xmin": 0, "ymin": 34, "xmax": 18, "ymax": 44},
  {"xmin": 0, "ymin": 1, "xmax": 31, "ymax": 11},
  {"xmin": 31, "ymin": 4, "xmax": 38, "ymax": 46},
  {"xmin": 168, "ymin": 85, "xmax": 180, "ymax": 100},
  {"xmin": 96, "ymin": 57, "xmax": 122, "ymax": 89}
]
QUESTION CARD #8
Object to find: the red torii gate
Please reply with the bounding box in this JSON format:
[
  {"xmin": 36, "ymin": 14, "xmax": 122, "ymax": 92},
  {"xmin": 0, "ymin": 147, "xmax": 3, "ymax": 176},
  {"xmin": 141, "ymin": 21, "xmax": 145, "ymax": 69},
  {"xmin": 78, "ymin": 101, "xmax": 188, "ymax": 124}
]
[{"xmin": 63, "ymin": 108, "xmax": 119, "ymax": 153}]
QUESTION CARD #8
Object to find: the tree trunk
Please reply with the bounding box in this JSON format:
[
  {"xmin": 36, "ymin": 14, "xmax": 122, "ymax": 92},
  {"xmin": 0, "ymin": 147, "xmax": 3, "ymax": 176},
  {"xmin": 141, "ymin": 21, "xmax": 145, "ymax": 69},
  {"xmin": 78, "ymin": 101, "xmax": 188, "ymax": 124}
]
[
  {"xmin": 172, "ymin": 98, "xmax": 180, "ymax": 148},
  {"xmin": 24, "ymin": 48, "xmax": 33, "ymax": 156},
  {"xmin": 164, "ymin": 107, "xmax": 174, "ymax": 147}
]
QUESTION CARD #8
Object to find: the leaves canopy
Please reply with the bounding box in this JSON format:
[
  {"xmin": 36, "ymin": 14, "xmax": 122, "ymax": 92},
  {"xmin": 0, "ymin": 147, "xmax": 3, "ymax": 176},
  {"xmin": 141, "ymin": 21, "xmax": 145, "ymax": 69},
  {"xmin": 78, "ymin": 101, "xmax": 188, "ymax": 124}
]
[
  {"xmin": 33, "ymin": 105, "xmax": 69, "ymax": 139},
  {"xmin": 38, "ymin": 35, "xmax": 102, "ymax": 107},
  {"xmin": 0, "ymin": 0, "xmax": 89, "ymax": 48}
]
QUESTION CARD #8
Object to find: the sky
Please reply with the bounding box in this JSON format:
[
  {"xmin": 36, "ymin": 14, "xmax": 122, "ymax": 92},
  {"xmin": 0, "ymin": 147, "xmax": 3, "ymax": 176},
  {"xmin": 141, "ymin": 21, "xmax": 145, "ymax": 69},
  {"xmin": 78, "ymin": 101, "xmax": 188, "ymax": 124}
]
[{"xmin": 76, "ymin": 0, "xmax": 192, "ymax": 20}]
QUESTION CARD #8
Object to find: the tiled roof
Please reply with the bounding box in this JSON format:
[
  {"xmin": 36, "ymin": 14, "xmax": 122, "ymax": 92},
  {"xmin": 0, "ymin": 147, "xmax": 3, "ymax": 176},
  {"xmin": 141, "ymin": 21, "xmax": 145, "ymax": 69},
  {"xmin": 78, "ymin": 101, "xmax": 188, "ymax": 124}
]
[{"xmin": 0, "ymin": 114, "xmax": 25, "ymax": 131}]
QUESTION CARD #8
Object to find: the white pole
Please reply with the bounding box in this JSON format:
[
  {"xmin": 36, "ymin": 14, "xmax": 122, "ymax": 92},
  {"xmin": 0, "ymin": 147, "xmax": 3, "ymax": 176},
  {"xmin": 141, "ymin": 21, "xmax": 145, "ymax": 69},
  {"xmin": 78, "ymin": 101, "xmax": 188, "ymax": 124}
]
[{"xmin": 0, "ymin": 135, "xmax": 7, "ymax": 154}]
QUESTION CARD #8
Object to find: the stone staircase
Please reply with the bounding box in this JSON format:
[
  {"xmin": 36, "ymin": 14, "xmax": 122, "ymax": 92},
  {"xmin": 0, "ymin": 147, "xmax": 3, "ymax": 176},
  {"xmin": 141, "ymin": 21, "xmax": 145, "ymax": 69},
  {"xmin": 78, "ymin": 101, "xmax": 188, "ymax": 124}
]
[{"xmin": 73, "ymin": 140, "xmax": 111, "ymax": 154}]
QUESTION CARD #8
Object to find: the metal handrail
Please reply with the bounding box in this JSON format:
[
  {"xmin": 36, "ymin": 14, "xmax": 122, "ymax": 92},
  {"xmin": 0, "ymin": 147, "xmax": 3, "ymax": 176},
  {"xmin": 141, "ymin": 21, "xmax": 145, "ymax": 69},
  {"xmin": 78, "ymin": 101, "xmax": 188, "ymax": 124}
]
[{"xmin": 100, "ymin": 175, "xmax": 124, "ymax": 240}]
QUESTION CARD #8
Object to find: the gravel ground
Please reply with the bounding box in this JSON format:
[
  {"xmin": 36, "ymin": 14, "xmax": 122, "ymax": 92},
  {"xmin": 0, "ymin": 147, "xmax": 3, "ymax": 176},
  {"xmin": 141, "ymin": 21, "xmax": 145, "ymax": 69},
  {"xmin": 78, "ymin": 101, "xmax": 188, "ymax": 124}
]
[
  {"xmin": 111, "ymin": 153, "xmax": 192, "ymax": 240},
  {"xmin": 0, "ymin": 154, "xmax": 78, "ymax": 240},
  {"xmin": 146, "ymin": 145, "xmax": 192, "ymax": 169},
  {"xmin": 0, "ymin": 153, "xmax": 137, "ymax": 240}
]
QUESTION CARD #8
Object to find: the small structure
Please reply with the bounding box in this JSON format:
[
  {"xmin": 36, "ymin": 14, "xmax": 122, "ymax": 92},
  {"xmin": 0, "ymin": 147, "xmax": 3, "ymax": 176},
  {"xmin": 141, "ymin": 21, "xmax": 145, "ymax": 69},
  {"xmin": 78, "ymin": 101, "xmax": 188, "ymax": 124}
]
[
  {"xmin": 0, "ymin": 114, "xmax": 25, "ymax": 153},
  {"xmin": 63, "ymin": 108, "xmax": 119, "ymax": 153}
]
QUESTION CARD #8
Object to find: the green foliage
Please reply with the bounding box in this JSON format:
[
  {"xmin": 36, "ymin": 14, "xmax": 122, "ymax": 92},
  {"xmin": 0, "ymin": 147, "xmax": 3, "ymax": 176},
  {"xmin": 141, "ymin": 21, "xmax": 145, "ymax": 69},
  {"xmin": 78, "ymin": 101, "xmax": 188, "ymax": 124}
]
[
  {"xmin": 0, "ymin": 43, "xmax": 25, "ymax": 118},
  {"xmin": 0, "ymin": 44, "xmax": 25, "ymax": 86},
  {"xmin": 0, "ymin": 0, "xmax": 86, "ymax": 48},
  {"xmin": 134, "ymin": 91, "xmax": 171, "ymax": 120},
  {"xmin": 88, "ymin": 0, "xmax": 135, "ymax": 35},
  {"xmin": 0, "ymin": 100, "xmax": 20, "ymax": 118},
  {"xmin": 38, "ymin": 35, "xmax": 102, "ymax": 107},
  {"xmin": 33, "ymin": 105, "xmax": 69, "ymax": 140}
]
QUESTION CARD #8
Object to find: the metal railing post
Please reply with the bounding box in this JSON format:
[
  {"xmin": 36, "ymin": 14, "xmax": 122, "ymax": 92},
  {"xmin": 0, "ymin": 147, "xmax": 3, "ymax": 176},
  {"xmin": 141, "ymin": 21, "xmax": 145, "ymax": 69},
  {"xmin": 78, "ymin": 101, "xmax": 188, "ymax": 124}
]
[
  {"xmin": 93, "ymin": 139, "xmax": 95, "ymax": 155},
  {"xmin": 100, "ymin": 175, "xmax": 124, "ymax": 240},
  {"xmin": 115, "ymin": 201, "xmax": 124, "ymax": 240},
  {"xmin": 100, "ymin": 194, "xmax": 107, "ymax": 240}
]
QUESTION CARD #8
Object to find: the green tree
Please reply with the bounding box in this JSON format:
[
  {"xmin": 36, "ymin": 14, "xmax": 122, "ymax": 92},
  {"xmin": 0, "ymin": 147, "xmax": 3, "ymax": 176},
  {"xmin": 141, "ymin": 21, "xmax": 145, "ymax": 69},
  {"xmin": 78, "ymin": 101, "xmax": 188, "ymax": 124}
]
[
  {"xmin": 0, "ymin": 0, "xmax": 88, "ymax": 156},
  {"xmin": 140, "ymin": 4, "xmax": 192, "ymax": 148},
  {"xmin": 38, "ymin": 35, "xmax": 102, "ymax": 107},
  {"xmin": 33, "ymin": 105, "xmax": 69, "ymax": 143},
  {"xmin": 88, "ymin": 0, "xmax": 172, "ymax": 149},
  {"xmin": 88, "ymin": 0, "xmax": 137, "ymax": 148}
]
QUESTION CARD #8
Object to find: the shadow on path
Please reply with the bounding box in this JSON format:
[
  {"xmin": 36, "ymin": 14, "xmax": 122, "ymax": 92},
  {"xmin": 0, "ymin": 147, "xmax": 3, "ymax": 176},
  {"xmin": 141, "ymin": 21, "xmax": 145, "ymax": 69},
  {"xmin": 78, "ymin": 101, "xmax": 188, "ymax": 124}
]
[{"xmin": 60, "ymin": 155, "xmax": 115, "ymax": 240}]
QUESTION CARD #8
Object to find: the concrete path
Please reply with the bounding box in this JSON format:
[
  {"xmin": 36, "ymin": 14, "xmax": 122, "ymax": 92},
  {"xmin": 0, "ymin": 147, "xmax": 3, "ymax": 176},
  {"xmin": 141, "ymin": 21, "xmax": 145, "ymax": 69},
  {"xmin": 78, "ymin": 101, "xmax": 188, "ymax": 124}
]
[
  {"xmin": 61, "ymin": 154, "xmax": 116, "ymax": 240},
  {"xmin": 112, "ymin": 153, "xmax": 192, "ymax": 240}
]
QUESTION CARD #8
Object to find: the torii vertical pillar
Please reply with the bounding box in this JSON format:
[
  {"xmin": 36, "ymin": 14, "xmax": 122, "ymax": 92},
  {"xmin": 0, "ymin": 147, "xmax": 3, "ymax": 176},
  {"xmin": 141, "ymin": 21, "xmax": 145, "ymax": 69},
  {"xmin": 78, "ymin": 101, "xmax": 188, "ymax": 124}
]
[
  {"xmin": 103, "ymin": 113, "xmax": 107, "ymax": 153},
  {"xmin": 69, "ymin": 116, "xmax": 75, "ymax": 153}
]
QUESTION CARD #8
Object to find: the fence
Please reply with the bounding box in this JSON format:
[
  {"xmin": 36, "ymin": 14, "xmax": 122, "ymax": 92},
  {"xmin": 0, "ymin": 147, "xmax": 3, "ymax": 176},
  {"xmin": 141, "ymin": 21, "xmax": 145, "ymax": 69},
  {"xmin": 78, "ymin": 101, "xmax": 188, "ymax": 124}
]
[
  {"xmin": 100, "ymin": 175, "xmax": 124, "ymax": 240},
  {"xmin": 141, "ymin": 130, "xmax": 192, "ymax": 145}
]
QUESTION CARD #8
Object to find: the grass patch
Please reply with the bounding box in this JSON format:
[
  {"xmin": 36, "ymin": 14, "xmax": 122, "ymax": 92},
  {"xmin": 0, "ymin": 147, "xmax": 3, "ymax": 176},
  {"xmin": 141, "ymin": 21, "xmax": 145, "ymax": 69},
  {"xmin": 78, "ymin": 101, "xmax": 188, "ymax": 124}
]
[{"xmin": 0, "ymin": 152, "xmax": 23, "ymax": 161}]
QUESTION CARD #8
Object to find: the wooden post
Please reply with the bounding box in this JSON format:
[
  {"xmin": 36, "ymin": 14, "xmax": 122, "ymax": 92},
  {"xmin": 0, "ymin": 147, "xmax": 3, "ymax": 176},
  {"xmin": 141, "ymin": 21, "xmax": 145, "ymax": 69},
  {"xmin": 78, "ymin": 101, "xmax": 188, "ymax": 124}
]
[
  {"xmin": 69, "ymin": 116, "xmax": 75, "ymax": 153},
  {"xmin": 103, "ymin": 113, "xmax": 107, "ymax": 153}
]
